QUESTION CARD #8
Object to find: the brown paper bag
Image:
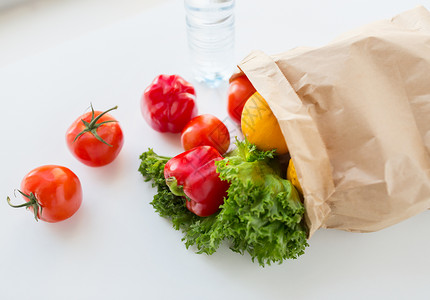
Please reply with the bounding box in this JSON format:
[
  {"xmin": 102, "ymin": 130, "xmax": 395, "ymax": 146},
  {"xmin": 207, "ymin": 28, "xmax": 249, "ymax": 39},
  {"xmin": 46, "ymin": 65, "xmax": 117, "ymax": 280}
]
[{"xmin": 238, "ymin": 6, "xmax": 430, "ymax": 237}]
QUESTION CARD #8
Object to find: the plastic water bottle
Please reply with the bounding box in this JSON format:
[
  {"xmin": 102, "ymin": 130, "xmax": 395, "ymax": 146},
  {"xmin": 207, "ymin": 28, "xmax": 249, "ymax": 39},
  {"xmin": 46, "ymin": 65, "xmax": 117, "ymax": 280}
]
[{"xmin": 184, "ymin": 0, "xmax": 235, "ymax": 87}]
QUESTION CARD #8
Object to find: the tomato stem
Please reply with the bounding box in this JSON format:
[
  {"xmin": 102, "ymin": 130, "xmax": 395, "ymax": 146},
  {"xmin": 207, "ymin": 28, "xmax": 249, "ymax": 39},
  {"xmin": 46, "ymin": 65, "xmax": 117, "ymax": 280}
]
[
  {"xmin": 74, "ymin": 103, "xmax": 118, "ymax": 147},
  {"xmin": 7, "ymin": 190, "xmax": 42, "ymax": 221}
]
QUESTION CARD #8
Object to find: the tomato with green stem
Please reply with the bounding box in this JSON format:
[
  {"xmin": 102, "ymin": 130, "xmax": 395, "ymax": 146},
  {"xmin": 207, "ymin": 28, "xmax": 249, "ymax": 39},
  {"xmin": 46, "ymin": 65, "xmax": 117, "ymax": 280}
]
[
  {"xmin": 66, "ymin": 104, "xmax": 124, "ymax": 167},
  {"xmin": 7, "ymin": 165, "xmax": 82, "ymax": 222}
]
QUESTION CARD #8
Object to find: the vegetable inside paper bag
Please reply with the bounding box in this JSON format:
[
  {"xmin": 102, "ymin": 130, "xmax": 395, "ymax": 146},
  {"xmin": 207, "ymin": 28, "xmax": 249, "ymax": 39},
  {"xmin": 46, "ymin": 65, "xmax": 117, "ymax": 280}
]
[{"xmin": 238, "ymin": 6, "xmax": 430, "ymax": 237}]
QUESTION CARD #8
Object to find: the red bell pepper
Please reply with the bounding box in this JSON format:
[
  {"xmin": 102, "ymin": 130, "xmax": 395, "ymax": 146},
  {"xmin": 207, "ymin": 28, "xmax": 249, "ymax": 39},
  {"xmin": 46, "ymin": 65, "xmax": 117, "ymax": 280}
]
[
  {"xmin": 141, "ymin": 74, "xmax": 198, "ymax": 133},
  {"xmin": 164, "ymin": 146, "xmax": 229, "ymax": 217}
]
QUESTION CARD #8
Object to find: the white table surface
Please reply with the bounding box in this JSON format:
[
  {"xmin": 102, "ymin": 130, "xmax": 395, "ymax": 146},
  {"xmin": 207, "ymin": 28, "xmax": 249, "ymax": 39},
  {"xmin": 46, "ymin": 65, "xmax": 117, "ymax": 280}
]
[{"xmin": 1, "ymin": 0, "xmax": 429, "ymax": 299}]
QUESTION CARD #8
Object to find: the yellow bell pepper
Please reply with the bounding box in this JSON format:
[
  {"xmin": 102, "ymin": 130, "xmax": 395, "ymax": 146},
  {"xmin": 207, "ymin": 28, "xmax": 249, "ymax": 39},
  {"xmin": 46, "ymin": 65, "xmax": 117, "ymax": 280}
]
[{"xmin": 287, "ymin": 159, "xmax": 303, "ymax": 195}]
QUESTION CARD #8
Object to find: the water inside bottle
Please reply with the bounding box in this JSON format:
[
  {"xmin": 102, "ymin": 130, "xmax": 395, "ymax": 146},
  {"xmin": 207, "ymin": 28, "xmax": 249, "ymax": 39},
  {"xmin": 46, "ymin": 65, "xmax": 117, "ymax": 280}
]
[{"xmin": 185, "ymin": 0, "xmax": 235, "ymax": 87}]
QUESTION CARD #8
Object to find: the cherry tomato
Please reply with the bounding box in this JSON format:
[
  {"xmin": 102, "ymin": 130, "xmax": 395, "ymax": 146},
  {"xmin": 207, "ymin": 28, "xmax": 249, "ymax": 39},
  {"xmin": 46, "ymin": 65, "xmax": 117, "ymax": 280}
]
[
  {"xmin": 181, "ymin": 114, "xmax": 230, "ymax": 155},
  {"xmin": 66, "ymin": 104, "xmax": 124, "ymax": 167},
  {"xmin": 7, "ymin": 165, "xmax": 83, "ymax": 222},
  {"xmin": 227, "ymin": 75, "xmax": 256, "ymax": 125},
  {"xmin": 141, "ymin": 74, "xmax": 198, "ymax": 133}
]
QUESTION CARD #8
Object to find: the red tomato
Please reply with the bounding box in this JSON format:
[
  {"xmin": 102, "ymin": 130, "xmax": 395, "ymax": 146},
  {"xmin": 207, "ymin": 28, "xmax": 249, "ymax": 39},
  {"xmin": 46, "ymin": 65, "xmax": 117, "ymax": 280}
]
[
  {"xmin": 7, "ymin": 165, "xmax": 82, "ymax": 222},
  {"xmin": 181, "ymin": 114, "xmax": 230, "ymax": 155},
  {"xmin": 66, "ymin": 105, "xmax": 124, "ymax": 167},
  {"xmin": 227, "ymin": 75, "xmax": 256, "ymax": 125}
]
